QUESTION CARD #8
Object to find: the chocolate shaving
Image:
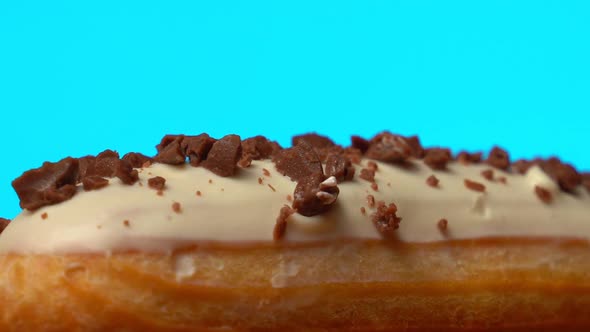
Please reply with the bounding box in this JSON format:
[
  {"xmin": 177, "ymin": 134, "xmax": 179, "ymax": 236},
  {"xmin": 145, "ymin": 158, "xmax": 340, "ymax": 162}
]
[
  {"xmin": 371, "ymin": 202, "xmax": 402, "ymax": 237},
  {"xmin": 273, "ymin": 205, "xmax": 294, "ymax": 240},
  {"xmin": 464, "ymin": 179, "xmax": 486, "ymax": 192},
  {"xmin": 273, "ymin": 141, "xmax": 323, "ymax": 182},
  {"xmin": 534, "ymin": 185, "xmax": 553, "ymax": 204},
  {"xmin": 82, "ymin": 176, "xmax": 109, "ymax": 191},
  {"xmin": 0, "ymin": 218, "xmax": 10, "ymax": 234},
  {"xmin": 359, "ymin": 168, "xmax": 375, "ymax": 182},
  {"xmin": 424, "ymin": 148, "xmax": 452, "ymax": 170},
  {"xmin": 481, "ymin": 169, "xmax": 494, "ymax": 181},
  {"xmin": 365, "ymin": 132, "xmax": 413, "ymax": 163},
  {"xmin": 325, "ymin": 154, "xmax": 355, "ymax": 182},
  {"xmin": 182, "ymin": 134, "xmax": 216, "ymax": 166},
  {"xmin": 486, "ymin": 147, "xmax": 510, "ymax": 170},
  {"xmin": 292, "ymin": 174, "xmax": 339, "ymax": 217},
  {"xmin": 122, "ymin": 152, "xmax": 153, "ymax": 168},
  {"xmin": 12, "ymin": 157, "xmax": 79, "ymax": 211},
  {"xmin": 154, "ymin": 135, "xmax": 186, "ymax": 165},
  {"xmin": 148, "ymin": 176, "xmax": 166, "ymax": 190},
  {"xmin": 202, "ymin": 135, "xmax": 243, "ymax": 177},
  {"xmin": 293, "ymin": 133, "xmax": 335, "ymax": 150},
  {"xmin": 426, "ymin": 175, "xmax": 439, "ymax": 188}
]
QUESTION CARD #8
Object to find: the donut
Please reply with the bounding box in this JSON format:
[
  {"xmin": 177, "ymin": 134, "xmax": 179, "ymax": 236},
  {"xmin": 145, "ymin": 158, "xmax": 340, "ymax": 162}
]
[{"xmin": 1, "ymin": 132, "xmax": 589, "ymax": 331}]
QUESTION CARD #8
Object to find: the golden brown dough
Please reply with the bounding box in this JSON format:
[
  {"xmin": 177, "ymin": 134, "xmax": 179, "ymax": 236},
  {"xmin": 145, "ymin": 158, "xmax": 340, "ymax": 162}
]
[{"xmin": 2, "ymin": 238, "xmax": 590, "ymax": 331}]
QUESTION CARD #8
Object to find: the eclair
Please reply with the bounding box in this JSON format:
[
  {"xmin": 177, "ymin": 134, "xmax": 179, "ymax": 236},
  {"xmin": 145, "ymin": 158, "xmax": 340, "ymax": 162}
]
[{"xmin": 1, "ymin": 132, "xmax": 590, "ymax": 331}]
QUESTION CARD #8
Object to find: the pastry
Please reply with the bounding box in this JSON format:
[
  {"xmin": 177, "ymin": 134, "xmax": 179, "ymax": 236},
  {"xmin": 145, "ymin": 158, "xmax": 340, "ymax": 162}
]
[{"xmin": 1, "ymin": 132, "xmax": 589, "ymax": 331}]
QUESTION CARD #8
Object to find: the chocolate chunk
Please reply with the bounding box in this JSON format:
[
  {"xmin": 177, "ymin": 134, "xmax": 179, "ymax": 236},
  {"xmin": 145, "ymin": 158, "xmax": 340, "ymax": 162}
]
[
  {"xmin": 437, "ymin": 218, "xmax": 448, "ymax": 232},
  {"xmin": 540, "ymin": 158, "xmax": 582, "ymax": 192},
  {"xmin": 405, "ymin": 135, "xmax": 425, "ymax": 158},
  {"xmin": 481, "ymin": 169, "xmax": 494, "ymax": 181},
  {"xmin": 77, "ymin": 156, "xmax": 97, "ymax": 180},
  {"xmin": 81, "ymin": 150, "xmax": 120, "ymax": 178},
  {"xmin": 122, "ymin": 152, "xmax": 153, "ymax": 168},
  {"xmin": 0, "ymin": 218, "xmax": 10, "ymax": 234},
  {"xmin": 182, "ymin": 134, "xmax": 216, "ymax": 166},
  {"xmin": 41, "ymin": 212, "xmax": 48, "ymax": 220},
  {"xmin": 371, "ymin": 202, "xmax": 402, "ymax": 237},
  {"xmin": 351, "ymin": 135, "xmax": 370, "ymax": 153},
  {"xmin": 148, "ymin": 176, "xmax": 166, "ymax": 190},
  {"xmin": 534, "ymin": 185, "xmax": 553, "ymax": 204},
  {"xmin": 367, "ymin": 161, "xmax": 378, "ymax": 172},
  {"xmin": 512, "ymin": 159, "xmax": 535, "ymax": 174},
  {"xmin": 172, "ymin": 202, "xmax": 182, "ymax": 213},
  {"xmin": 365, "ymin": 132, "xmax": 412, "ymax": 163},
  {"xmin": 273, "ymin": 141, "xmax": 323, "ymax": 182},
  {"xmin": 292, "ymin": 174, "xmax": 339, "ymax": 217},
  {"xmin": 202, "ymin": 134, "xmax": 243, "ymax": 177},
  {"xmin": 82, "ymin": 176, "xmax": 109, "ymax": 191},
  {"xmin": 456, "ymin": 151, "xmax": 482, "ymax": 165},
  {"xmin": 241, "ymin": 136, "xmax": 281, "ymax": 161},
  {"xmin": 464, "ymin": 179, "xmax": 486, "ymax": 192},
  {"xmin": 343, "ymin": 147, "xmax": 363, "ymax": 164},
  {"xmin": 12, "ymin": 157, "xmax": 79, "ymax": 211},
  {"xmin": 424, "ymin": 148, "xmax": 452, "ymax": 170},
  {"xmin": 359, "ymin": 168, "xmax": 376, "ymax": 182},
  {"xmin": 273, "ymin": 205, "xmax": 294, "ymax": 240},
  {"xmin": 315, "ymin": 145, "xmax": 346, "ymax": 163},
  {"xmin": 155, "ymin": 135, "xmax": 186, "ymax": 165},
  {"xmin": 293, "ymin": 133, "xmax": 335, "ymax": 149},
  {"xmin": 325, "ymin": 154, "xmax": 355, "ymax": 182},
  {"xmin": 486, "ymin": 147, "xmax": 510, "ymax": 170},
  {"xmin": 115, "ymin": 159, "xmax": 139, "ymax": 185},
  {"xmin": 426, "ymin": 175, "xmax": 439, "ymax": 188},
  {"xmin": 371, "ymin": 182, "xmax": 379, "ymax": 191}
]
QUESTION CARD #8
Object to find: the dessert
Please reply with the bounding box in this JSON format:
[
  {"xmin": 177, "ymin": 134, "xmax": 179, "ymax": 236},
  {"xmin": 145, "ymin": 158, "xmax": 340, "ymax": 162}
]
[{"xmin": 1, "ymin": 132, "xmax": 590, "ymax": 331}]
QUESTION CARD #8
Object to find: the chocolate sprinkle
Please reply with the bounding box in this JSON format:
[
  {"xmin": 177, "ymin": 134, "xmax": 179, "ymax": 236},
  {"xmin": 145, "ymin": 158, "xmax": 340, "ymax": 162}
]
[
  {"xmin": 148, "ymin": 176, "xmax": 166, "ymax": 190},
  {"xmin": 0, "ymin": 218, "xmax": 10, "ymax": 234},
  {"xmin": 486, "ymin": 146, "xmax": 510, "ymax": 170},
  {"xmin": 534, "ymin": 185, "xmax": 553, "ymax": 204},
  {"xmin": 273, "ymin": 205, "xmax": 294, "ymax": 240},
  {"xmin": 202, "ymin": 134, "xmax": 243, "ymax": 177},
  {"xmin": 371, "ymin": 202, "xmax": 402, "ymax": 237},
  {"xmin": 82, "ymin": 176, "xmax": 109, "ymax": 191},
  {"xmin": 464, "ymin": 179, "xmax": 486, "ymax": 192},
  {"xmin": 424, "ymin": 148, "xmax": 452, "ymax": 170},
  {"xmin": 292, "ymin": 174, "xmax": 339, "ymax": 217},
  {"xmin": 426, "ymin": 175, "xmax": 439, "ymax": 188},
  {"xmin": 12, "ymin": 157, "xmax": 79, "ymax": 211}
]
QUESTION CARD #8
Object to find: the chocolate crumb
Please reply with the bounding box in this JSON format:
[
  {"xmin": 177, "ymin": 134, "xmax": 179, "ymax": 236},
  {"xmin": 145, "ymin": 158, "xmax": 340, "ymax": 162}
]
[
  {"xmin": 12, "ymin": 157, "xmax": 79, "ymax": 211},
  {"xmin": 208, "ymin": 179, "xmax": 213, "ymax": 184},
  {"xmin": 498, "ymin": 176, "xmax": 507, "ymax": 184},
  {"xmin": 481, "ymin": 169, "xmax": 494, "ymax": 182},
  {"xmin": 438, "ymin": 218, "xmax": 448, "ymax": 232},
  {"xmin": 387, "ymin": 182, "xmax": 391, "ymax": 187},
  {"xmin": 122, "ymin": 152, "xmax": 153, "ymax": 168},
  {"xmin": 123, "ymin": 220, "xmax": 130, "ymax": 227},
  {"xmin": 534, "ymin": 185, "xmax": 553, "ymax": 204},
  {"xmin": 273, "ymin": 205, "xmax": 294, "ymax": 240},
  {"xmin": 426, "ymin": 175, "xmax": 439, "ymax": 188},
  {"xmin": 0, "ymin": 218, "xmax": 9, "ymax": 234},
  {"xmin": 172, "ymin": 202, "xmax": 182, "ymax": 213},
  {"xmin": 292, "ymin": 174, "xmax": 339, "ymax": 216},
  {"xmin": 367, "ymin": 161, "xmax": 378, "ymax": 172},
  {"xmin": 360, "ymin": 207, "xmax": 366, "ymax": 215},
  {"xmin": 258, "ymin": 177, "xmax": 263, "ymax": 185},
  {"xmin": 41, "ymin": 212, "xmax": 48, "ymax": 220},
  {"xmin": 196, "ymin": 190, "xmax": 202, "ymax": 196},
  {"xmin": 273, "ymin": 141, "xmax": 323, "ymax": 182},
  {"xmin": 371, "ymin": 202, "xmax": 402, "ymax": 237},
  {"xmin": 424, "ymin": 148, "xmax": 452, "ymax": 170},
  {"xmin": 157, "ymin": 190, "xmax": 164, "ymax": 196},
  {"xmin": 367, "ymin": 194, "xmax": 376, "ymax": 208},
  {"xmin": 238, "ymin": 157, "xmax": 252, "ymax": 168},
  {"xmin": 262, "ymin": 168, "xmax": 271, "ymax": 177},
  {"xmin": 286, "ymin": 194, "xmax": 293, "ymax": 202},
  {"xmin": 486, "ymin": 147, "xmax": 510, "ymax": 170},
  {"xmin": 359, "ymin": 168, "xmax": 375, "ymax": 182},
  {"xmin": 82, "ymin": 176, "xmax": 109, "ymax": 191},
  {"xmin": 457, "ymin": 151, "xmax": 482, "ymax": 165},
  {"xmin": 202, "ymin": 134, "xmax": 243, "ymax": 177},
  {"xmin": 142, "ymin": 161, "xmax": 152, "ymax": 168},
  {"xmin": 366, "ymin": 132, "xmax": 413, "ymax": 163},
  {"xmin": 464, "ymin": 179, "xmax": 486, "ymax": 192},
  {"xmin": 268, "ymin": 184, "xmax": 276, "ymax": 192},
  {"xmin": 371, "ymin": 182, "xmax": 379, "ymax": 192},
  {"xmin": 148, "ymin": 176, "xmax": 166, "ymax": 190},
  {"xmin": 325, "ymin": 154, "xmax": 355, "ymax": 182}
]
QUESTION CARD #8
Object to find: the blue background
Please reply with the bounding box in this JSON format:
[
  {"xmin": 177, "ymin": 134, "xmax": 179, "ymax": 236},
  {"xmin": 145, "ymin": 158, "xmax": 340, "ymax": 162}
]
[{"xmin": 1, "ymin": 1, "xmax": 589, "ymax": 218}]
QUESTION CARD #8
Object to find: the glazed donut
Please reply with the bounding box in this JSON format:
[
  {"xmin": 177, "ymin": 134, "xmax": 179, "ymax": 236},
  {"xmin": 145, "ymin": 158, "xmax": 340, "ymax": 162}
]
[{"xmin": 1, "ymin": 132, "xmax": 589, "ymax": 331}]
